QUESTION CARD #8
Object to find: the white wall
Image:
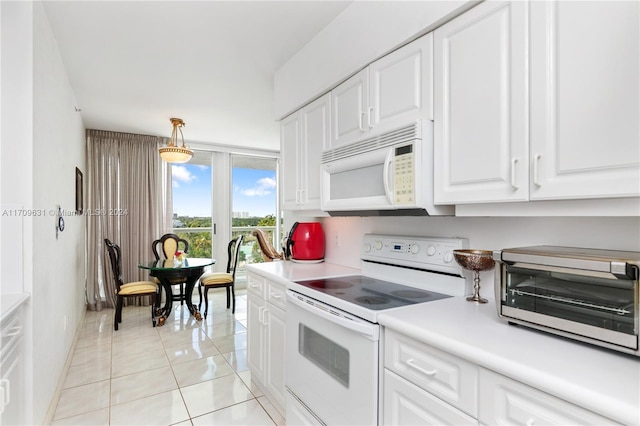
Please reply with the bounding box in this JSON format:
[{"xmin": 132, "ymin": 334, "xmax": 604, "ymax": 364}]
[
  {"xmin": 0, "ymin": 2, "xmax": 35, "ymax": 422},
  {"xmin": 1, "ymin": 1, "xmax": 34, "ymax": 296},
  {"xmin": 0, "ymin": 2, "xmax": 87, "ymax": 423},
  {"xmin": 274, "ymin": 0, "xmax": 474, "ymax": 118}
]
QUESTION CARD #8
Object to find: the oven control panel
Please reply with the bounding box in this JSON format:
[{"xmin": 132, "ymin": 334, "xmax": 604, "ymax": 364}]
[{"xmin": 361, "ymin": 234, "xmax": 469, "ymax": 276}]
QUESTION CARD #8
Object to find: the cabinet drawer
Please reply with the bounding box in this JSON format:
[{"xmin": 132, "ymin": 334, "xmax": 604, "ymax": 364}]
[
  {"xmin": 247, "ymin": 273, "xmax": 266, "ymax": 298},
  {"xmin": 266, "ymin": 280, "xmax": 286, "ymax": 311},
  {"xmin": 383, "ymin": 369, "xmax": 476, "ymax": 426},
  {"xmin": 384, "ymin": 329, "xmax": 478, "ymax": 416},
  {"xmin": 479, "ymin": 368, "xmax": 619, "ymax": 426}
]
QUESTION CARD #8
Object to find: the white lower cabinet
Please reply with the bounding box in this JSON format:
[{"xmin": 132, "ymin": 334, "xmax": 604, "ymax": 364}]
[
  {"xmin": 384, "ymin": 329, "xmax": 478, "ymax": 417},
  {"xmin": 247, "ymin": 272, "xmax": 287, "ymax": 416},
  {"xmin": 0, "ymin": 304, "xmax": 25, "ymax": 426},
  {"xmin": 478, "ymin": 369, "xmax": 619, "ymax": 426},
  {"xmin": 382, "ymin": 328, "xmax": 619, "ymax": 426},
  {"xmin": 263, "ymin": 301, "xmax": 286, "ymax": 409},
  {"xmin": 384, "ymin": 370, "xmax": 476, "ymax": 426}
]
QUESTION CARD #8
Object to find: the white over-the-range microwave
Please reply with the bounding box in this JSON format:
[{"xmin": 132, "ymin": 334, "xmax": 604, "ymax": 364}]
[{"xmin": 320, "ymin": 120, "xmax": 453, "ymax": 216}]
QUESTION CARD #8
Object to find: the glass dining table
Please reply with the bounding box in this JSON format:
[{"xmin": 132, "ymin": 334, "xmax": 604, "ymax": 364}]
[{"xmin": 138, "ymin": 257, "xmax": 215, "ymax": 325}]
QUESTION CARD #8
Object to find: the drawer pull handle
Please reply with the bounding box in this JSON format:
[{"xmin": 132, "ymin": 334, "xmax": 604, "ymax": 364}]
[
  {"xmin": 406, "ymin": 358, "xmax": 437, "ymax": 376},
  {"xmin": 0, "ymin": 379, "xmax": 10, "ymax": 409},
  {"xmin": 271, "ymin": 293, "xmax": 282, "ymax": 299},
  {"xmin": 250, "ymin": 284, "xmax": 260, "ymax": 288}
]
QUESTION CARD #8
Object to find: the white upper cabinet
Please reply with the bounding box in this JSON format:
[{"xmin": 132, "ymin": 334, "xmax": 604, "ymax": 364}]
[
  {"xmin": 281, "ymin": 113, "xmax": 301, "ymax": 210},
  {"xmin": 281, "ymin": 93, "xmax": 330, "ymax": 211},
  {"xmin": 331, "ymin": 69, "xmax": 369, "ymax": 148},
  {"xmin": 435, "ymin": 0, "xmax": 640, "ymax": 205},
  {"xmin": 529, "ymin": 0, "xmax": 640, "ymax": 200},
  {"xmin": 434, "ymin": 1, "xmax": 528, "ymax": 204},
  {"xmin": 331, "ymin": 33, "xmax": 433, "ymax": 149}
]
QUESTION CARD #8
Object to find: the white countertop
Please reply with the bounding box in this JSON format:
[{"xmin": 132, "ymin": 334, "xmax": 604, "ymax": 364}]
[
  {"xmin": 245, "ymin": 260, "xmax": 360, "ymax": 287},
  {"xmin": 378, "ymin": 297, "xmax": 640, "ymax": 425}
]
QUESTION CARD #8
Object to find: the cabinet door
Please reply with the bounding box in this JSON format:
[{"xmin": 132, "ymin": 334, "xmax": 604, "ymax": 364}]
[
  {"xmin": 247, "ymin": 293, "xmax": 265, "ymax": 383},
  {"xmin": 434, "ymin": 1, "xmax": 528, "ymax": 204},
  {"xmin": 331, "ymin": 69, "xmax": 369, "ymax": 148},
  {"xmin": 0, "ymin": 310, "xmax": 24, "ymax": 426},
  {"xmin": 479, "ymin": 368, "xmax": 618, "ymax": 425},
  {"xmin": 530, "ymin": 1, "xmax": 640, "ymax": 200},
  {"xmin": 383, "ymin": 370, "xmax": 477, "ymax": 426},
  {"xmin": 300, "ymin": 93, "xmax": 330, "ymax": 210},
  {"xmin": 281, "ymin": 112, "xmax": 302, "ymax": 210},
  {"xmin": 370, "ymin": 32, "xmax": 433, "ymax": 133},
  {"xmin": 264, "ymin": 303, "xmax": 287, "ymax": 413}
]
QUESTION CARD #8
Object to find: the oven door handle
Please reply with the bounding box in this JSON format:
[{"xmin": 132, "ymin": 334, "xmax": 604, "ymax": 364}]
[{"xmin": 287, "ymin": 292, "xmax": 379, "ymax": 341}]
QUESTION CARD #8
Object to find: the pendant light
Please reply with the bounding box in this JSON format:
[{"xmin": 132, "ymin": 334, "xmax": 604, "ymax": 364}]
[{"xmin": 159, "ymin": 118, "xmax": 193, "ymax": 163}]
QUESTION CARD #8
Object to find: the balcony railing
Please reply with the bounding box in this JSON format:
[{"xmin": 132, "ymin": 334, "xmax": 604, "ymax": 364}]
[{"xmin": 172, "ymin": 226, "xmax": 281, "ymax": 283}]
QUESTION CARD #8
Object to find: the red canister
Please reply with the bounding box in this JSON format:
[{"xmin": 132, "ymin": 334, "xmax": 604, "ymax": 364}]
[{"xmin": 285, "ymin": 222, "xmax": 325, "ymax": 262}]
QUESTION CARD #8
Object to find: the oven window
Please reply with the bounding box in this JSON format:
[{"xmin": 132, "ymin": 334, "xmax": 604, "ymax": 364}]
[
  {"xmin": 504, "ymin": 265, "xmax": 636, "ymax": 335},
  {"xmin": 299, "ymin": 324, "xmax": 349, "ymax": 388}
]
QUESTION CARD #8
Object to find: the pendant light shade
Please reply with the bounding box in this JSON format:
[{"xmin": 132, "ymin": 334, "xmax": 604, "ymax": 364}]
[{"xmin": 159, "ymin": 118, "xmax": 193, "ymax": 163}]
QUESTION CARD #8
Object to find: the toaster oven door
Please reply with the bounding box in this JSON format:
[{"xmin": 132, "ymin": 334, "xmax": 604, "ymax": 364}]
[{"xmin": 499, "ymin": 263, "xmax": 639, "ymax": 350}]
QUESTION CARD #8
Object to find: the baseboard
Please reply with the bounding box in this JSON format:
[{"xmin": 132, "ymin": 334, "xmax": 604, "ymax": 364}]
[{"xmin": 43, "ymin": 308, "xmax": 88, "ymax": 425}]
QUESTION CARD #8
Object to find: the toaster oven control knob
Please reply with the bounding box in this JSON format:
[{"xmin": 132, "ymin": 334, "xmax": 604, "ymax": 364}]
[
  {"xmin": 427, "ymin": 245, "xmax": 436, "ymax": 256},
  {"xmin": 444, "ymin": 251, "xmax": 454, "ymax": 263},
  {"xmin": 363, "ymin": 243, "xmax": 372, "ymax": 253},
  {"xmin": 410, "ymin": 244, "xmax": 420, "ymax": 254},
  {"xmin": 375, "ymin": 240, "xmax": 383, "ymax": 250}
]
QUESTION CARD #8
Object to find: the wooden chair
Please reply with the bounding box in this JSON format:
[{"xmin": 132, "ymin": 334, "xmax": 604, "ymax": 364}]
[
  {"xmin": 104, "ymin": 239, "xmax": 158, "ymax": 331},
  {"xmin": 198, "ymin": 235, "xmax": 243, "ymax": 319},
  {"xmin": 252, "ymin": 228, "xmax": 283, "ymax": 261},
  {"xmin": 152, "ymin": 233, "xmax": 189, "ymax": 305}
]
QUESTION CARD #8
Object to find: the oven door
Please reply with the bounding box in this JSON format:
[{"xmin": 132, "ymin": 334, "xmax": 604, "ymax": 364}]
[{"xmin": 286, "ymin": 290, "xmax": 380, "ymax": 426}]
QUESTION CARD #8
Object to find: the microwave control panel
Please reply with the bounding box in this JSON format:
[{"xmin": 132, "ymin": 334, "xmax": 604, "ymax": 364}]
[{"xmin": 393, "ymin": 144, "xmax": 415, "ymax": 205}]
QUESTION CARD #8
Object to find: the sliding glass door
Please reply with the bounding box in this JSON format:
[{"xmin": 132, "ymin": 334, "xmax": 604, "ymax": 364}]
[
  {"xmin": 170, "ymin": 150, "xmax": 214, "ymax": 258},
  {"xmin": 170, "ymin": 150, "xmax": 280, "ymax": 284},
  {"xmin": 231, "ymin": 155, "xmax": 280, "ymax": 281}
]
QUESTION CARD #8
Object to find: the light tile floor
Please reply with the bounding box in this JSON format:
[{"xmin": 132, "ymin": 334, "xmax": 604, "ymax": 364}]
[{"xmin": 52, "ymin": 289, "xmax": 285, "ymax": 426}]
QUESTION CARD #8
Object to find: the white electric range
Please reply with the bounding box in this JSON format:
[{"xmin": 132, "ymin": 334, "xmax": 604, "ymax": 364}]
[{"xmin": 285, "ymin": 233, "xmax": 469, "ymax": 426}]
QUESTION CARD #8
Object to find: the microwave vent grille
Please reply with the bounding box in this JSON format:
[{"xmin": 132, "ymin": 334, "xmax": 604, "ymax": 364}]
[{"xmin": 322, "ymin": 122, "xmax": 420, "ymax": 163}]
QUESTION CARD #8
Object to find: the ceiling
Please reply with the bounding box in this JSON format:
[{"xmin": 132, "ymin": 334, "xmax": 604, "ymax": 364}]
[{"xmin": 42, "ymin": 1, "xmax": 352, "ymax": 151}]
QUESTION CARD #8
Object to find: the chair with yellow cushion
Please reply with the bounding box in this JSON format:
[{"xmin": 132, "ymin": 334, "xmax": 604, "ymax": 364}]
[
  {"xmin": 198, "ymin": 235, "xmax": 243, "ymax": 319},
  {"xmin": 104, "ymin": 238, "xmax": 158, "ymax": 331},
  {"xmin": 151, "ymin": 233, "xmax": 190, "ymax": 305}
]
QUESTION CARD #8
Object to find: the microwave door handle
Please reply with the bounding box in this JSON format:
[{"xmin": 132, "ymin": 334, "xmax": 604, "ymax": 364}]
[{"xmin": 383, "ymin": 148, "xmax": 393, "ymax": 205}]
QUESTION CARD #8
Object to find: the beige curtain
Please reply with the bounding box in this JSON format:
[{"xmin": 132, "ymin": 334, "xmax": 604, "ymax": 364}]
[{"xmin": 86, "ymin": 129, "xmax": 172, "ymax": 310}]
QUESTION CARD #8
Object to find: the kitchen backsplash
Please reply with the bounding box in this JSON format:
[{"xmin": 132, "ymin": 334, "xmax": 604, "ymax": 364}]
[{"xmin": 321, "ymin": 216, "xmax": 640, "ymax": 266}]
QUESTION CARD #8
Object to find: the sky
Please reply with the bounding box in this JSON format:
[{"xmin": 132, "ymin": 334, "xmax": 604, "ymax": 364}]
[{"xmin": 171, "ymin": 164, "xmax": 277, "ymax": 218}]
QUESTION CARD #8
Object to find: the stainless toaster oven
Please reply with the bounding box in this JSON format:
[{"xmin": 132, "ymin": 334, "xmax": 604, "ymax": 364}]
[{"xmin": 494, "ymin": 246, "xmax": 640, "ymax": 356}]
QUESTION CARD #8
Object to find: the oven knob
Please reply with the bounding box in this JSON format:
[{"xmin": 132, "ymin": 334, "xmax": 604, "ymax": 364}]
[
  {"xmin": 375, "ymin": 240, "xmax": 383, "ymax": 250},
  {"xmin": 427, "ymin": 245, "xmax": 436, "ymax": 256},
  {"xmin": 363, "ymin": 243, "xmax": 372, "ymax": 253},
  {"xmin": 444, "ymin": 251, "xmax": 454, "ymax": 263},
  {"xmin": 410, "ymin": 244, "xmax": 420, "ymax": 254}
]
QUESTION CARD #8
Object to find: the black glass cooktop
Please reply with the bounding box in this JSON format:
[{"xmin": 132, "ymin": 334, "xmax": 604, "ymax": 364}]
[{"xmin": 295, "ymin": 275, "xmax": 450, "ymax": 310}]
